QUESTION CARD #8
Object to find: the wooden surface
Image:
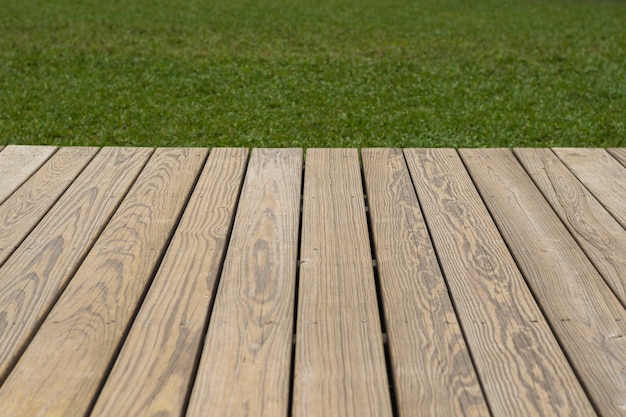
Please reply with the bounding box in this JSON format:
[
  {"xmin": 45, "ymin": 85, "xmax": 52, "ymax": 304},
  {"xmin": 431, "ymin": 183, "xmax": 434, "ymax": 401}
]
[
  {"xmin": 91, "ymin": 148, "xmax": 248, "ymax": 417},
  {"xmin": 0, "ymin": 145, "xmax": 57, "ymax": 204},
  {"xmin": 405, "ymin": 148, "xmax": 594, "ymax": 417},
  {"xmin": 362, "ymin": 148, "xmax": 488, "ymax": 417},
  {"xmin": 0, "ymin": 147, "xmax": 98, "ymax": 266},
  {"xmin": 553, "ymin": 148, "xmax": 626, "ymax": 229},
  {"xmin": 607, "ymin": 148, "xmax": 626, "ymax": 167},
  {"xmin": 0, "ymin": 148, "xmax": 206, "ymax": 416},
  {"xmin": 515, "ymin": 148, "xmax": 626, "ymax": 307},
  {"xmin": 188, "ymin": 149, "xmax": 302, "ymax": 417},
  {"xmin": 0, "ymin": 147, "xmax": 153, "ymax": 382},
  {"xmin": 461, "ymin": 148, "xmax": 626, "ymax": 417},
  {"xmin": 1, "ymin": 146, "xmax": 626, "ymax": 417},
  {"xmin": 294, "ymin": 149, "xmax": 392, "ymax": 417}
]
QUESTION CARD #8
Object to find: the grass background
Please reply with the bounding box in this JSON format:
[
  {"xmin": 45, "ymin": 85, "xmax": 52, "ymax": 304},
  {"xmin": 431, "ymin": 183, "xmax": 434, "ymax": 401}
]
[{"xmin": 1, "ymin": 0, "xmax": 625, "ymax": 148}]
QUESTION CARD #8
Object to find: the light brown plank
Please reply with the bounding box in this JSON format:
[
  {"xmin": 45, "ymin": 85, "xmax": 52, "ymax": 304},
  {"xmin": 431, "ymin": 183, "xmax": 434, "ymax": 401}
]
[
  {"xmin": 461, "ymin": 148, "xmax": 626, "ymax": 417},
  {"xmin": 405, "ymin": 148, "xmax": 596, "ymax": 417},
  {"xmin": 607, "ymin": 148, "xmax": 626, "ymax": 167},
  {"xmin": 0, "ymin": 147, "xmax": 98, "ymax": 267},
  {"xmin": 293, "ymin": 148, "xmax": 392, "ymax": 417},
  {"xmin": 362, "ymin": 148, "xmax": 488, "ymax": 417},
  {"xmin": 0, "ymin": 147, "xmax": 153, "ymax": 382},
  {"xmin": 0, "ymin": 145, "xmax": 57, "ymax": 204},
  {"xmin": 91, "ymin": 148, "xmax": 248, "ymax": 417},
  {"xmin": 553, "ymin": 148, "xmax": 626, "ymax": 229},
  {"xmin": 0, "ymin": 148, "xmax": 206, "ymax": 417},
  {"xmin": 515, "ymin": 148, "xmax": 626, "ymax": 307},
  {"xmin": 187, "ymin": 148, "xmax": 302, "ymax": 417}
]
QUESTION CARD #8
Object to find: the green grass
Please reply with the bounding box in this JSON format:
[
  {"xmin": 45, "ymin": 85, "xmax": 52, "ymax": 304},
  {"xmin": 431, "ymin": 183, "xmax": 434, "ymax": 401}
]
[{"xmin": 1, "ymin": 0, "xmax": 625, "ymax": 147}]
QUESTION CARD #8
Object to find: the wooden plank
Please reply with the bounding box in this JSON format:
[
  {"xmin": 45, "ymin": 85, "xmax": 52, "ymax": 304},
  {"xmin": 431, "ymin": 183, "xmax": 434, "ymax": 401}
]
[
  {"xmin": 90, "ymin": 148, "xmax": 248, "ymax": 417},
  {"xmin": 362, "ymin": 148, "xmax": 489, "ymax": 416},
  {"xmin": 0, "ymin": 147, "xmax": 153, "ymax": 382},
  {"xmin": 607, "ymin": 148, "xmax": 626, "ymax": 167},
  {"xmin": 460, "ymin": 148, "xmax": 626, "ymax": 417},
  {"xmin": 404, "ymin": 148, "xmax": 595, "ymax": 417},
  {"xmin": 553, "ymin": 148, "xmax": 626, "ymax": 229},
  {"xmin": 515, "ymin": 148, "xmax": 626, "ymax": 307},
  {"xmin": 186, "ymin": 148, "xmax": 302, "ymax": 417},
  {"xmin": 0, "ymin": 145, "xmax": 57, "ymax": 204},
  {"xmin": 0, "ymin": 148, "xmax": 206, "ymax": 417},
  {"xmin": 293, "ymin": 148, "xmax": 392, "ymax": 417},
  {"xmin": 0, "ymin": 147, "xmax": 98, "ymax": 267}
]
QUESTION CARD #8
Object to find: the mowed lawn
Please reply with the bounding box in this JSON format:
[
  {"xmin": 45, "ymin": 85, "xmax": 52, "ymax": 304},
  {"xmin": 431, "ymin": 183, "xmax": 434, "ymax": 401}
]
[{"xmin": 1, "ymin": 0, "xmax": 625, "ymax": 148}]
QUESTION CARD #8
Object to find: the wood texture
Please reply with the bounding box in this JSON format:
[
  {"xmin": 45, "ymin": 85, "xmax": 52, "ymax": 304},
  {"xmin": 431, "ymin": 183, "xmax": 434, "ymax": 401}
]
[
  {"xmin": 553, "ymin": 148, "xmax": 626, "ymax": 228},
  {"xmin": 0, "ymin": 148, "xmax": 206, "ymax": 417},
  {"xmin": 0, "ymin": 147, "xmax": 152, "ymax": 382},
  {"xmin": 0, "ymin": 145, "xmax": 57, "ymax": 204},
  {"xmin": 515, "ymin": 148, "xmax": 626, "ymax": 307},
  {"xmin": 460, "ymin": 148, "xmax": 626, "ymax": 417},
  {"xmin": 293, "ymin": 148, "xmax": 392, "ymax": 417},
  {"xmin": 187, "ymin": 148, "xmax": 302, "ymax": 417},
  {"xmin": 404, "ymin": 148, "xmax": 595, "ymax": 417},
  {"xmin": 362, "ymin": 148, "xmax": 488, "ymax": 417},
  {"xmin": 91, "ymin": 148, "xmax": 248, "ymax": 417},
  {"xmin": 0, "ymin": 147, "xmax": 98, "ymax": 267},
  {"xmin": 2, "ymin": 146, "xmax": 626, "ymax": 417},
  {"xmin": 607, "ymin": 148, "xmax": 626, "ymax": 167}
]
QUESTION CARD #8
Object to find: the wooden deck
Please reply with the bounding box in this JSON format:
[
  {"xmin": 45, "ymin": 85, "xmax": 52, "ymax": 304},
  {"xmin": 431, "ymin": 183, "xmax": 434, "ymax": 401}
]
[{"xmin": 0, "ymin": 145, "xmax": 625, "ymax": 417}]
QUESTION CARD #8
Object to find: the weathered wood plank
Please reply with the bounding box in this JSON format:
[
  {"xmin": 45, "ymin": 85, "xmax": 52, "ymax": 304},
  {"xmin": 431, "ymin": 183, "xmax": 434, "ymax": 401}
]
[
  {"xmin": 405, "ymin": 148, "xmax": 595, "ymax": 417},
  {"xmin": 553, "ymin": 148, "xmax": 626, "ymax": 229},
  {"xmin": 362, "ymin": 148, "xmax": 488, "ymax": 417},
  {"xmin": 91, "ymin": 148, "xmax": 248, "ymax": 417},
  {"xmin": 187, "ymin": 149, "xmax": 302, "ymax": 417},
  {"xmin": 515, "ymin": 148, "xmax": 626, "ymax": 307},
  {"xmin": 0, "ymin": 145, "xmax": 57, "ymax": 204},
  {"xmin": 461, "ymin": 148, "xmax": 626, "ymax": 417},
  {"xmin": 293, "ymin": 149, "xmax": 392, "ymax": 417},
  {"xmin": 0, "ymin": 147, "xmax": 153, "ymax": 382},
  {"xmin": 0, "ymin": 148, "xmax": 206, "ymax": 417},
  {"xmin": 607, "ymin": 148, "xmax": 626, "ymax": 167},
  {"xmin": 0, "ymin": 147, "xmax": 98, "ymax": 267}
]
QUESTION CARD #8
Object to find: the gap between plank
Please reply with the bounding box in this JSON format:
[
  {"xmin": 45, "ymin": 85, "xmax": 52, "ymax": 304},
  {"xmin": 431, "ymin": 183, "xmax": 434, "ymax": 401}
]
[{"xmin": 287, "ymin": 160, "xmax": 306, "ymax": 417}]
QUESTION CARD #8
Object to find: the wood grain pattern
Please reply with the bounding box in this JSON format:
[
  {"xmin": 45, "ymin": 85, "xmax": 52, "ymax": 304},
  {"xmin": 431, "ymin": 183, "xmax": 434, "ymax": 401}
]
[
  {"xmin": 91, "ymin": 148, "xmax": 248, "ymax": 417},
  {"xmin": 515, "ymin": 148, "xmax": 626, "ymax": 307},
  {"xmin": 0, "ymin": 147, "xmax": 98, "ymax": 267},
  {"xmin": 460, "ymin": 148, "xmax": 626, "ymax": 417},
  {"xmin": 0, "ymin": 148, "xmax": 206, "ymax": 417},
  {"xmin": 0, "ymin": 145, "xmax": 57, "ymax": 204},
  {"xmin": 404, "ymin": 148, "xmax": 595, "ymax": 417},
  {"xmin": 0, "ymin": 147, "xmax": 153, "ymax": 382},
  {"xmin": 186, "ymin": 148, "xmax": 302, "ymax": 417},
  {"xmin": 293, "ymin": 148, "xmax": 392, "ymax": 417},
  {"xmin": 607, "ymin": 148, "xmax": 626, "ymax": 168},
  {"xmin": 362, "ymin": 148, "xmax": 488, "ymax": 417},
  {"xmin": 553, "ymin": 148, "xmax": 626, "ymax": 229}
]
